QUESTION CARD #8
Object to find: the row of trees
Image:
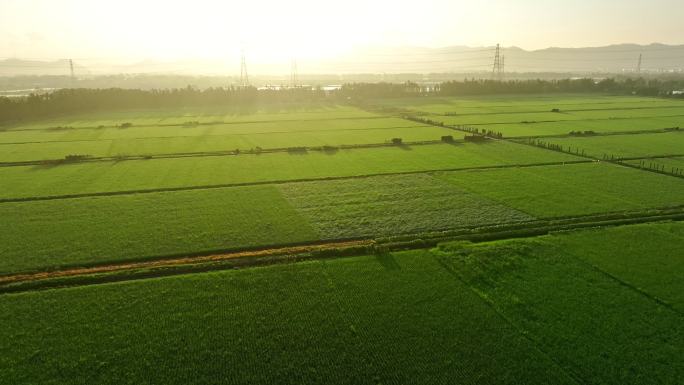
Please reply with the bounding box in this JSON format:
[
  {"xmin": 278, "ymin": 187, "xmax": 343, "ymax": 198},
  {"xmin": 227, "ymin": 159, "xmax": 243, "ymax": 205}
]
[
  {"xmin": 0, "ymin": 86, "xmax": 328, "ymax": 123},
  {"xmin": 343, "ymin": 78, "xmax": 684, "ymax": 98},
  {"xmin": 2, "ymin": 78, "xmax": 684, "ymax": 124}
]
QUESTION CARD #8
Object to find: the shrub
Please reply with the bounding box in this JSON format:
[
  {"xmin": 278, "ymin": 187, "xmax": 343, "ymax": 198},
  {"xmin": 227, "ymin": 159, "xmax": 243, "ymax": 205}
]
[{"xmin": 64, "ymin": 154, "xmax": 91, "ymax": 162}]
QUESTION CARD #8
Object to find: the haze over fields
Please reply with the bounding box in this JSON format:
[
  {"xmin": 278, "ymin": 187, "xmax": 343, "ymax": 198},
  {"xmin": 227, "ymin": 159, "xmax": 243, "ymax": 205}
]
[
  {"xmin": 1, "ymin": 0, "xmax": 684, "ymax": 76},
  {"xmin": 2, "ymin": 1, "xmax": 684, "ymax": 384}
]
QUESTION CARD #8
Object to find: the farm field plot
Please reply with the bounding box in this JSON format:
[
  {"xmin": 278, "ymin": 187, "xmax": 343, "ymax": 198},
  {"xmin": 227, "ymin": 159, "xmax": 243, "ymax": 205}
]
[
  {"xmin": 375, "ymin": 94, "xmax": 680, "ymax": 115},
  {"xmin": 0, "ymin": 250, "xmax": 579, "ymax": 385},
  {"xmin": 279, "ymin": 174, "xmax": 533, "ymax": 239},
  {"xmin": 436, "ymin": 162, "xmax": 684, "ymax": 218},
  {"xmin": 552, "ymin": 222, "xmax": 684, "ymax": 312},
  {"xmin": 0, "ymin": 104, "xmax": 378, "ymax": 131},
  {"xmin": 422, "ymin": 107, "xmax": 684, "ymax": 126},
  {"xmin": 483, "ymin": 117, "xmax": 684, "ymax": 137},
  {"xmin": 434, "ymin": 224, "xmax": 684, "ymax": 385},
  {"xmin": 623, "ymin": 156, "xmax": 684, "ymax": 172},
  {"xmin": 0, "ymin": 186, "xmax": 318, "ymax": 274},
  {"xmin": 0, "ymin": 117, "xmax": 421, "ymax": 144},
  {"xmin": 377, "ymin": 94, "xmax": 684, "ymax": 137},
  {"xmin": 0, "ymin": 141, "xmax": 581, "ymax": 200},
  {"xmin": 0, "ymin": 172, "xmax": 533, "ymax": 275},
  {"xmin": 535, "ymin": 131, "xmax": 684, "ymax": 158},
  {"xmin": 0, "ymin": 121, "xmax": 451, "ymax": 163}
]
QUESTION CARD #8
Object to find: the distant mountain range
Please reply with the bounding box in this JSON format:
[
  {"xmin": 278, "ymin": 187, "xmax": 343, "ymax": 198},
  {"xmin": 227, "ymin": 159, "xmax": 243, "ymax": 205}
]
[{"xmin": 1, "ymin": 43, "xmax": 683, "ymax": 76}]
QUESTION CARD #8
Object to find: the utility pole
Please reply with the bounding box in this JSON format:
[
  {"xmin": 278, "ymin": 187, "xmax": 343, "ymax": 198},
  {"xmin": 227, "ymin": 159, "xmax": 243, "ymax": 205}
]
[
  {"xmin": 492, "ymin": 44, "xmax": 503, "ymax": 80},
  {"xmin": 637, "ymin": 54, "xmax": 642, "ymax": 74},
  {"xmin": 240, "ymin": 48, "xmax": 249, "ymax": 87},
  {"xmin": 290, "ymin": 58, "xmax": 299, "ymax": 88}
]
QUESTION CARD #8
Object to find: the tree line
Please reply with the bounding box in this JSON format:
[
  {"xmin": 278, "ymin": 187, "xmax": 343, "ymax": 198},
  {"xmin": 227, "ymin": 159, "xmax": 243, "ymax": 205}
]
[
  {"xmin": 2, "ymin": 78, "xmax": 684, "ymax": 124},
  {"xmin": 0, "ymin": 87, "xmax": 327, "ymax": 123}
]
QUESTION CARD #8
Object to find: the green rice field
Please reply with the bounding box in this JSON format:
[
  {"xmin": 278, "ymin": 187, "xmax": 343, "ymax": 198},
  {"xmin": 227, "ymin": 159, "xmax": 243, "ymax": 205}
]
[
  {"xmin": 1, "ymin": 222, "xmax": 682, "ymax": 384},
  {"xmin": 3, "ymin": 94, "xmax": 684, "ymax": 384}
]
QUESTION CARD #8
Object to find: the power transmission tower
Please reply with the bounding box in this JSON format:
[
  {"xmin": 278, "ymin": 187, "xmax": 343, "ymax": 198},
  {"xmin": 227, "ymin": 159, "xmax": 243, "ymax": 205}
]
[
  {"xmin": 501, "ymin": 54, "xmax": 505, "ymax": 80},
  {"xmin": 240, "ymin": 48, "xmax": 249, "ymax": 87},
  {"xmin": 492, "ymin": 44, "xmax": 503, "ymax": 80},
  {"xmin": 290, "ymin": 58, "xmax": 299, "ymax": 88},
  {"xmin": 637, "ymin": 54, "xmax": 642, "ymax": 74},
  {"xmin": 69, "ymin": 59, "xmax": 75, "ymax": 83}
]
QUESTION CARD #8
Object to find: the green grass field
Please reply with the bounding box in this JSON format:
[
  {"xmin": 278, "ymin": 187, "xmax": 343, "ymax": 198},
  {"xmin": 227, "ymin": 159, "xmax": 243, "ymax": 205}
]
[
  {"xmin": 0, "ymin": 186, "xmax": 319, "ymax": 274},
  {"xmin": 534, "ymin": 131, "xmax": 684, "ymax": 158},
  {"xmin": 4, "ymin": 94, "xmax": 684, "ymax": 384},
  {"xmin": 437, "ymin": 162, "xmax": 684, "ymax": 217},
  {"xmin": 623, "ymin": 156, "xmax": 684, "ymax": 173},
  {"xmin": 0, "ymin": 104, "xmax": 379, "ymax": 131},
  {"xmin": 379, "ymin": 94, "xmax": 684, "ymax": 137},
  {"xmin": 279, "ymin": 173, "xmax": 533, "ymax": 239},
  {"xmin": 434, "ymin": 222, "xmax": 684, "ymax": 384},
  {"xmin": 0, "ymin": 141, "xmax": 580, "ymax": 200},
  {"xmin": 2, "ymin": 222, "xmax": 682, "ymax": 384},
  {"xmin": 0, "ymin": 117, "xmax": 459, "ymax": 162}
]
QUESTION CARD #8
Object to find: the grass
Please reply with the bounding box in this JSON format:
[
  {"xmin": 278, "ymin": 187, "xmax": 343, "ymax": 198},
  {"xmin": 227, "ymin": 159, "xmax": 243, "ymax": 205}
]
[
  {"xmin": 0, "ymin": 104, "xmax": 379, "ymax": 131},
  {"xmin": 551, "ymin": 222, "xmax": 684, "ymax": 312},
  {"xmin": 377, "ymin": 94, "xmax": 684, "ymax": 137},
  {"xmin": 3, "ymin": 222, "xmax": 683, "ymax": 384},
  {"xmin": 0, "ymin": 172, "xmax": 535, "ymax": 275},
  {"xmin": 0, "ymin": 121, "xmax": 453, "ymax": 163},
  {"xmin": 436, "ymin": 162, "xmax": 684, "ymax": 218},
  {"xmin": 458, "ymin": 116, "xmax": 684, "ymax": 137},
  {"xmin": 278, "ymin": 173, "xmax": 533, "ymax": 239},
  {"xmin": 537, "ymin": 132, "xmax": 684, "ymax": 158},
  {"xmin": 623, "ymin": 156, "xmax": 684, "ymax": 173},
  {"xmin": 0, "ymin": 250, "xmax": 578, "ymax": 385},
  {"xmin": 0, "ymin": 186, "xmax": 318, "ymax": 274},
  {"xmin": 433, "ymin": 223, "xmax": 684, "ymax": 384},
  {"xmin": 0, "ymin": 141, "xmax": 580, "ymax": 200}
]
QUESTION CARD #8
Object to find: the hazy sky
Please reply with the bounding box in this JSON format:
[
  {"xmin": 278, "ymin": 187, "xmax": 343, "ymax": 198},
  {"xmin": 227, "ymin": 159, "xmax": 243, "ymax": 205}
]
[{"xmin": 1, "ymin": 0, "xmax": 683, "ymax": 62}]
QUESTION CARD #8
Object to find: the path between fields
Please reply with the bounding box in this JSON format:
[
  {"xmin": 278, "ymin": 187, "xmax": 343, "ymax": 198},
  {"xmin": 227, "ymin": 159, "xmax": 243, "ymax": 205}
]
[
  {"xmin": 3, "ymin": 208, "xmax": 684, "ymax": 293},
  {"xmin": 0, "ymin": 239, "xmax": 375, "ymax": 286}
]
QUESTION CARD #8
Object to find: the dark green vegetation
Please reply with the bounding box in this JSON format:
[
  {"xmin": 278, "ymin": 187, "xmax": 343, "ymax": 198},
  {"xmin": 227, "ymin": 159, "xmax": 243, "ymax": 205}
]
[
  {"xmin": 433, "ymin": 222, "xmax": 684, "ymax": 385},
  {"xmin": 0, "ymin": 186, "xmax": 318, "ymax": 274},
  {"xmin": 2, "ymin": 222, "xmax": 682, "ymax": 384},
  {"xmin": 3, "ymin": 93, "xmax": 684, "ymax": 384}
]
